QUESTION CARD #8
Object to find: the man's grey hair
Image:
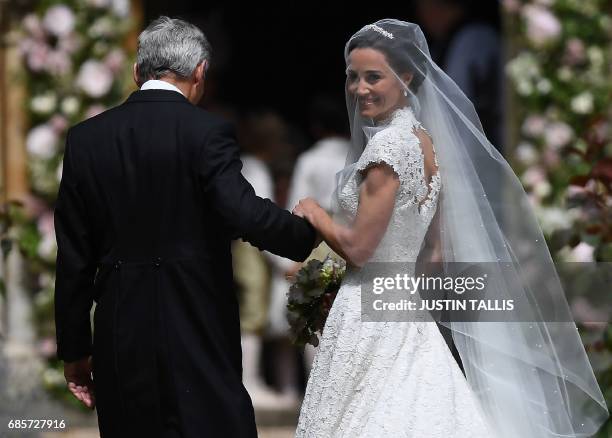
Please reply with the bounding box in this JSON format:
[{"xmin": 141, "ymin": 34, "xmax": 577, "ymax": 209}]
[{"xmin": 136, "ymin": 16, "xmax": 211, "ymax": 84}]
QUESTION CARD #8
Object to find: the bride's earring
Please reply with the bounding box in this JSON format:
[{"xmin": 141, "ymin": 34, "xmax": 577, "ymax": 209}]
[{"xmin": 403, "ymin": 89, "xmax": 408, "ymax": 97}]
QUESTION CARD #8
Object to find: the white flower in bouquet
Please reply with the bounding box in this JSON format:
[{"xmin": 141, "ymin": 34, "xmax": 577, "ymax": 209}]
[
  {"xmin": 76, "ymin": 60, "xmax": 113, "ymax": 98},
  {"xmin": 43, "ymin": 5, "xmax": 75, "ymax": 38},
  {"xmin": 515, "ymin": 142, "xmax": 539, "ymax": 166},
  {"xmin": 522, "ymin": 114, "xmax": 547, "ymax": 137},
  {"xmin": 544, "ymin": 121, "xmax": 573, "ymax": 149},
  {"xmin": 522, "ymin": 4, "xmax": 562, "ymax": 47},
  {"xmin": 30, "ymin": 92, "xmax": 57, "ymax": 115},
  {"xmin": 570, "ymin": 91, "xmax": 594, "ymax": 114},
  {"xmin": 26, "ymin": 124, "xmax": 58, "ymax": 159},
  {"xmin": 60, "ymin": 96, "xmax": 80, "ymax": 116}
]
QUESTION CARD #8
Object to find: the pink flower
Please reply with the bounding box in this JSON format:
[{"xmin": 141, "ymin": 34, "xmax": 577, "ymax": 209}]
[
  {"xmin": 21, "ymin": 195, "xmax": 48, "ymax": 218},
  {"xmin": 76, "ymin": 60, "xmax": 113, "ymax": 98},
  {"xmin": 544, "ymin": 121, "xmax": 573, "ymax": 150},
  {"xmin": 22, "ymin": 14, "xmax": 45, "ymax": 39},
  {"xmin": 563, "ymin": 38, "xmax": 586, "ymax": 66},
  {"xmin": 43, "ymin": 5, "xmax": 75, "ymax": 37},
  {"xmin": 85, "ymin": 104, "xmax": 107, "ymax": 119},
  {"xmin": 522, "ymin": 4, "xmax": 561, "ymax": 47},
  {"xmin": 26, "ymin": 41, "xmax": 50, "ymax": 72},
  {"xmin": 542, "ymin": 148, "xmax": 561, "ymax": 168},
  {"xmin": 38, "ymin": 337, "xmax": 57, "ymax": 359},
  {"xmin": 37, "ymin": 211, "xmax": 55, "ymax": 235},
  {"xmin": 50, "ymin": 115, "xmax": 68, "ymax": 133},
  {"xmin": 46, "ymin": 50, "xmax": 72, "ymax": 76},
  {"xmin": 26, "ymin": 124, "xmax": 58, "ymax": 159},
  {"xmin": 522, "ymin": 114, "xmax": 547, "ymax": 137},
  {"xmin": 104, "ymin": 49, "xmax": 126, "ymax": 74}
]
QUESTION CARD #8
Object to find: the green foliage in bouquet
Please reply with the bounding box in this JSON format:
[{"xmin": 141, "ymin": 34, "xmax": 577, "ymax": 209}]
[{"xmin": 287, "ymin": 256, "xmax": 346, "ymax": 347}]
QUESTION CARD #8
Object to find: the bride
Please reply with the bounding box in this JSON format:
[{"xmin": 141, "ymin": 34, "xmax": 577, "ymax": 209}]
[{"xmin": 292, "ymin": 20, "xmax": 608, "ymax": 438}]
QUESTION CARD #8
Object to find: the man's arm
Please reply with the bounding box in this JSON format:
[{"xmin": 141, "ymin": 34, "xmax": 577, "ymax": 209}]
[
  {"xmin": 54, "ymin": 130, "xmax": 97, "ymax": 362},
  {"xmin": 199, "ymin": 121, "xmax": 316, "ymax": 261}
]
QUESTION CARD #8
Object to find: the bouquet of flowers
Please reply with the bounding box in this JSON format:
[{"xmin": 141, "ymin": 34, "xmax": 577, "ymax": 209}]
[{"xmin": 286, "ymin": 255, "xmax": 346, "ymax": 347}]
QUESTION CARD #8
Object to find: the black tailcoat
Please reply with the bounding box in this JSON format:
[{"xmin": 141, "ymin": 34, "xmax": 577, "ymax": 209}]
[{"xmin": 54, "ymin": 90, "xmax": 316, "ymax": 437}]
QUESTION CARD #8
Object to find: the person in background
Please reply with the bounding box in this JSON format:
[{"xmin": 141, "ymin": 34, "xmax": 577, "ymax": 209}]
[
  {"xmin": 233, "ymin": 110, "xmax": 288, "ymax": 409},
  {"xmin": 416, "ymin": 0, "xmax": 504, "ymax": 152},
  {"xmin": 266, "ymin": 95, "xmax": 350, "ymax": 400}
]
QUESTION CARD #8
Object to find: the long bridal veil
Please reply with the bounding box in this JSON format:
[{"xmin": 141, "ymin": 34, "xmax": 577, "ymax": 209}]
[{"xmin": 333, "ymin": 19, "xmax": 609, "ymax": 437}]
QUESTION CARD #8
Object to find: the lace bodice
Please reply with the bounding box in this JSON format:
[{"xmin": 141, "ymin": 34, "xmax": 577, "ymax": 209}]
[{"xmin": 335, "ymin": 106, "xmax": 441, "ymax": 262}]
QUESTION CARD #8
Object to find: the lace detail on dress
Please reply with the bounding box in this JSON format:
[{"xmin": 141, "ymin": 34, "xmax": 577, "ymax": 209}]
[
  {"xmin": 295, "ymin": 106, "xmax": 495, "ymax": 437},
  {"xmin": 354, "ymin": 107, "xmax": 440, "ymax": 218}
]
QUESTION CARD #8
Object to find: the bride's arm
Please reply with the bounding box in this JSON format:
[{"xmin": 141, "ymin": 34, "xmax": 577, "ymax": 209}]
[{"xmin": 294, "ymin": 163, "xmax": 399, "ymax": 267}]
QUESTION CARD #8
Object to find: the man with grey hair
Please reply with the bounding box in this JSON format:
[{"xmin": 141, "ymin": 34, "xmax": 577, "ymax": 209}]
[{"xmin": 54, "ymin": 16, "xmax": 317, "ymax": 438}]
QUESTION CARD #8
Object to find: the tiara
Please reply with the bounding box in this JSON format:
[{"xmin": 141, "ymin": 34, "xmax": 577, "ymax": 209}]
[{"xmin": 363, "ymin": 24, "xmax": 394, "ymax": 40}]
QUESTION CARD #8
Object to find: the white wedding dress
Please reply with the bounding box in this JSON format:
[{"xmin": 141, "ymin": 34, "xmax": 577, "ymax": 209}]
[{"xmin": 295, "ymin": 107, "xmax": 496, "ymax": 438}]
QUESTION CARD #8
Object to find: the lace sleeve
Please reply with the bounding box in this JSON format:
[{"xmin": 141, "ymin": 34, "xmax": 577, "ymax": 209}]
[{"xmin": 355, "ymin": 127, "xmax": 412, "ymax": 181}]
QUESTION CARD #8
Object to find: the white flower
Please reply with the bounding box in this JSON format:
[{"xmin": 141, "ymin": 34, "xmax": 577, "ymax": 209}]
[
  {"xmin": 30, "ymin": 93, "xmax": 57, "ymax": 115},
  {"xmin": 26, "ymin": 124, "xmax": 58, "ymax": 159},
  {"xmin": 89, "ymin": 17, "xmax": 114, "ymax": 39},
  {"xmin": 61, "ymin": 96, "xmax": 80, "ymax": 116},
  {"xmin": 537, "ymin": 206, "xmax": 573, "ymax": 232},
  {"xmin": 522, "ymin": 4, "xmax": 562, "ymax": 47},
  {"xmin": 76, "ymin": 60, "xmax": 113, "ymax": 98},
  {"xmin": 522, "ymin": 115, "xmax": 547, "ymax": 137},
  {"xmin": 533, "ymin": 180, "xmax": 552, "ymax": 198},
  {"xmin": 556, "ymin": 66, "xmax": 573, "ymax": 82},
  {"xmin": 544, "ymin": 121, "xmax": 573, "ymax": 149},
  {"xmin": 521, "ymin": 166, "xmax": 546, "ymax": 186},
  {"xmin": 536, "ymin": 78, "xmax": 552, "ymax": 94},
  {"xmin": 112, "ymin": 0, "xmax": 130, "ymax": 17},
  {"xmin": 22, "ymin": 14, "xmax": 45, "ymax": 39},
  {"xmin": 571, "ymin": 92, "xmax": 594, "ymax": 114},
  {"xmin": 515, "ymin": 142, "xmax": 538, "ymax": 165},
  {"xmin": 25, "ymin": 41, "xmax": 49, "ymax": 72},
  {"xmin": 569, "ymin": 242, "xmax": 595, "ymax": 262},
  {"xmin": 43, "ymin": 5, "xmax": 75, "ymax": 37},
  {"xmin": 587, "ymin": 46, "xmax": 604, "ymax": 69},
  {"xmin": 37, "ymin": 213, "xmax": 57, "ymax": 262}
]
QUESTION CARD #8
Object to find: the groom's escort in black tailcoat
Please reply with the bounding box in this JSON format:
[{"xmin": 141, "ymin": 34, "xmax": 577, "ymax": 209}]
[{"xmin": 54, "ymin": 89, "xmax": 316, "ymax": 437}]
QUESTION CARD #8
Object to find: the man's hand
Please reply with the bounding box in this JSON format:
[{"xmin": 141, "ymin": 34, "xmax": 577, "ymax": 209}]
[{"xmin": 64, "ymin": 356, "xmax": 95, "ymax": 409}]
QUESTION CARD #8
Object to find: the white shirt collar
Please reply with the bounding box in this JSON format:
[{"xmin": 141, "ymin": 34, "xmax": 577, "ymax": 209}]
[{"xmin": 140, "ymin": 79, "xmax": 185, "ymax": 97}]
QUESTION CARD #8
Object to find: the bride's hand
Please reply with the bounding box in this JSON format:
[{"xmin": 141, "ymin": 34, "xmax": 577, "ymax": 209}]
[{"xmin": 292, "ymin": 198, "xmax": 322, "ymax": 225}]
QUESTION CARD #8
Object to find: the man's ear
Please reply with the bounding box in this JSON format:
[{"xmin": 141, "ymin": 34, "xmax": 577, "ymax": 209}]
[
  {"xmin": 133, "ymin": 63, "xmax": 140, "ymax": 87},
  {"xmin": 194, "ymin": 61, "xmax": 206, "ymax": 85}
]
